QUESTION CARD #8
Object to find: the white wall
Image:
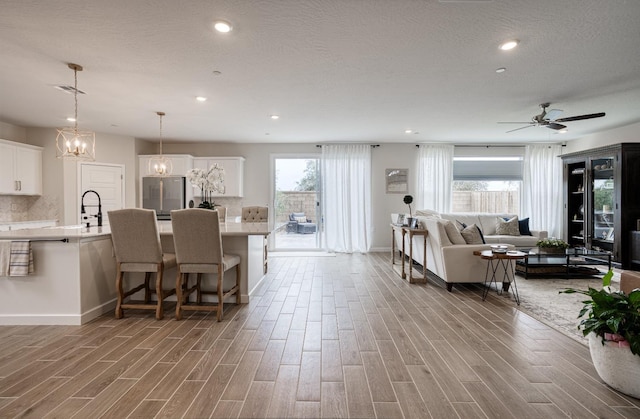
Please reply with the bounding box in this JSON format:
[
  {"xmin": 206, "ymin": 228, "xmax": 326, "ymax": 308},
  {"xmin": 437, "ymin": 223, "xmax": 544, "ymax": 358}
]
[
  {"xmin": 3, "ymin": 117, "xmax": 638, "ymax": 249},
  {"xmin": 0, "ymin": 121, "xmax": 27, "ymax": 143},
  {"xmin": 163, "ymin": 142, "xmax": 419, "ymax": 250},
  {"xmin": 564, "ymin": 121, "xmax": 640, "ymax": 153},
  {"xmin": 26, "ymin": 127, "xmax": 143, "ymax": 225}
]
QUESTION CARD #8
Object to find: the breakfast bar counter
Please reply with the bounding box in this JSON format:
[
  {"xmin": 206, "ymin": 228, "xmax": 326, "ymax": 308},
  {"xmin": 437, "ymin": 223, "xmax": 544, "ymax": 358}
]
[{"xmin": 0, "ymin": 220, "xmax": 272, "ymax": 325}]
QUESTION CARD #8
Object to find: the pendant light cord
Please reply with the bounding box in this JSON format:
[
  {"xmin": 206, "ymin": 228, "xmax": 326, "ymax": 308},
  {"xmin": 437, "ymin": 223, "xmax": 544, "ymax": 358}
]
[{"xmin": 74, "ymin": 67, "xmax": 79, "ymax": 133}]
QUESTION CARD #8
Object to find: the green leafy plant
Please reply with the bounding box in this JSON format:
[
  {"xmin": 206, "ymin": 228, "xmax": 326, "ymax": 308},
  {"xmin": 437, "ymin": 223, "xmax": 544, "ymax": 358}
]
[
  {"xmin": 536, "ymin": 238, "xmax": 569, "ymax": 249},
  {"xmin": 561, "ymin": 270, "xmax": 640, "ymax": 356}
]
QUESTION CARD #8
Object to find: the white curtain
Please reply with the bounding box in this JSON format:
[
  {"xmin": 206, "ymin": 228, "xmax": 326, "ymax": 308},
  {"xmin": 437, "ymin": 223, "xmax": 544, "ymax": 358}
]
[
  {"xmin": 321, "ymin": 144, "xmax": 372, "ymax": 253},
  {"xmin": 417, "ymin": 144, "xmax": 454, "ymax": 213},
  {"xmin": 523, "ymin": 144, "xmax": 563, "ymax": 238}
]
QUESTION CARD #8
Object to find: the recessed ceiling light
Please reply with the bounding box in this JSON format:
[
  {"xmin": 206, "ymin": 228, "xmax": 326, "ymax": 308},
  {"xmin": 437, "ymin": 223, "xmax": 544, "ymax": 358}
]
[
  {"xmin": 213, "ymin": 20, "xmax": 232, "ymax": 33},
  {"xmin": 499, "ymin": 40, "xmax": 519, "ymax": 51},
  {"xmin": 495, "ymin": 67, "xmax": 506, "ymax": 73},
  {"xmin": 196, "ymin": 96, "xmax": 207, "ymax": 102},
  {"xmin": 66, "ymin": 117, "xmax": 76, "ymax": 122},
  {"xmin": 405, "ymin": 129, "xmax": 413, "ymax": 134},
  {"xmin": 270, "ymin": 115, "xmax": 280, "ymax": 120}
]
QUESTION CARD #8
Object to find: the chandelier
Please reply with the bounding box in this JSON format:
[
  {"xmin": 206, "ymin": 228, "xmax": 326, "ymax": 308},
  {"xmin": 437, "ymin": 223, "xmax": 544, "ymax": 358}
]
[
  {"xmin": 148, "ymin": 112, "xmax": 173, "ymax": 176},
  {"xmin": 55, "ymin": 63, "xmax": 96, "ymax": 161}
]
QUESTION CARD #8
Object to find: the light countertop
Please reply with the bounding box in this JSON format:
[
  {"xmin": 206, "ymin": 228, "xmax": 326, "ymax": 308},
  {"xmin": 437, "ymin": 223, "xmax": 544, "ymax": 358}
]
[{"xmin": 0, "ymin": 219, "xmax": 273, "ymax": 241}]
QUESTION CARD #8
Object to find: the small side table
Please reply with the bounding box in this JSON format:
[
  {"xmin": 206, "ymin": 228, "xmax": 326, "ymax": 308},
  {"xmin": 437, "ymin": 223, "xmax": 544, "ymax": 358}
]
[
  {"xmin": 473, "ymin": 250, "xmax": 527, "ymax": 305},
  {"xmin": 391, "ymin": 224, "xmax": 428, "ymax": 283}
]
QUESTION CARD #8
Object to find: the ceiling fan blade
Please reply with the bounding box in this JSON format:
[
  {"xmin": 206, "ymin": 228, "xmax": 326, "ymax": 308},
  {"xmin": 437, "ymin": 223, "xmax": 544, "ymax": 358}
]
[
  {"xmin": 555, "ymin": 112, "xmax": 605, "ymax": 123},
  {"xmin": 545, "ymin": 109, "xmax": 563, "ymax": 121},
  {"xmin": 546, "ymin": 122, "xmax": 567, "ymax": 130},
  {"xmin": 506, "ymin": 125, "xmax": 534, "ymax": 133}
]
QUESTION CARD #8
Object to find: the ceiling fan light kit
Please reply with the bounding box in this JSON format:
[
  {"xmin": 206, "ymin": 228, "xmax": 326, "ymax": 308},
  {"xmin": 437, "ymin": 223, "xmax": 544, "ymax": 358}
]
[{"xmin": 499, "ymin": 102, "xmax": 606, "ymax": 133}]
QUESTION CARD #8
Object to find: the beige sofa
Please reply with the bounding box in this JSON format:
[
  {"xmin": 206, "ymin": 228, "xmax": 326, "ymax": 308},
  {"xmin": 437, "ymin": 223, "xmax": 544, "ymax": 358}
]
[
  {"xmin": 435, "ymin": 212, "xmax": 548, "ymax": 248},
  {"xmin": 393, "ymin": 212, "xmax": 548, "ymax": 291}
]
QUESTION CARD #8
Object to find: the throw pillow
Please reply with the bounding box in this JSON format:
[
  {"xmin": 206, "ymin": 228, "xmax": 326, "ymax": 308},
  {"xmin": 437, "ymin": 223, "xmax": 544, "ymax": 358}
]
[
  {"xmin": 443, "ymin": 220, "xmax": 466, "ymax": 245},
  {"xmin": 496, "ymin": 216, "xmax": 520, "ymax": 236},
  {"xmin": 475, "ymin": 225, "xmax": 486, "ymax": 244},
  {"xmin": 518, "ymin": 217, "xmax": 532, "ymax": 236},
  {"xmin": 456, "ymin": 220, "xmax": 467, "ymax": 230},
  {"xmin": 460, "ymin": 223, "xmax": 484, "ymax": 244},
  {"xmin": 294, "ymin": 216, "xmax": 307, "ymax": 223}
]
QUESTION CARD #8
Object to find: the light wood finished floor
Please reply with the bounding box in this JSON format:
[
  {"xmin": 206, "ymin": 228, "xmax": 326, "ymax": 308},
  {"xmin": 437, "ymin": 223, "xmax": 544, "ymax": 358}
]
[{"xmin": 1, "ymin": 252, "xmax": 639, "ymax": 418}]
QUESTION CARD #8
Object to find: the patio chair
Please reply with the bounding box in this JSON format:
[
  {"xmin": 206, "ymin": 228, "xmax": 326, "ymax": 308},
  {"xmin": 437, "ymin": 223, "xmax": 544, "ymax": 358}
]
[{"xmin": 288, "ymin": 212, "xmax": 317, "ymax": 234}]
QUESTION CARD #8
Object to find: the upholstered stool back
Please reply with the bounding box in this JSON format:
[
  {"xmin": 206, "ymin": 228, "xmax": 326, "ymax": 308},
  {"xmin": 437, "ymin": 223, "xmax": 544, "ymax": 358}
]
[{"xmin": 241, "ymin": 206, "xmax": 268, "ymax": 222}]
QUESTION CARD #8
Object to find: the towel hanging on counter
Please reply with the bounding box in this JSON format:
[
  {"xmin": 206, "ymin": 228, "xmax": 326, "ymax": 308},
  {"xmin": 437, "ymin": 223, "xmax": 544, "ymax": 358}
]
[
  {"xmin": 0, "ymin": 241, "xmax": 10, "ymax": 276},
  {"xmin": 8, "ymin": 241, "xmax": 34, "ymax": 276}
]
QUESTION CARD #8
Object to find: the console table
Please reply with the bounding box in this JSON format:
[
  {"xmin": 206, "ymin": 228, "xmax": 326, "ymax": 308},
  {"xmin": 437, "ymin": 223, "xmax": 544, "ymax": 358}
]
[{"xmin": 391, "ymin": 224, "xmax": 428, "ymax": 283}]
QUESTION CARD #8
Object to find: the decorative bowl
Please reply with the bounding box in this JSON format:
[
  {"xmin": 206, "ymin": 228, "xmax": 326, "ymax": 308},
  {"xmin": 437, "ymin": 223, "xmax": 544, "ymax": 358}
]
[{"xmin": 491, "ymin": 245, "xmax": 508, "ymax": 254}]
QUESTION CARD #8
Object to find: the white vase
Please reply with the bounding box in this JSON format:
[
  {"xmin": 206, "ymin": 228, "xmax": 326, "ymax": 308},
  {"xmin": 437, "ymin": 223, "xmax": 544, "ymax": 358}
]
[{"xmin": 588, "ymin": 333, "xmax": 640, "ymax": 399}]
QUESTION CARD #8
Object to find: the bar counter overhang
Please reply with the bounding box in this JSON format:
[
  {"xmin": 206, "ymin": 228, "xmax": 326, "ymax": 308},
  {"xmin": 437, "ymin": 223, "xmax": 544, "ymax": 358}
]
[{"xmin": 0, "ymin": 220, "xmax": 273, "ymax": 325}]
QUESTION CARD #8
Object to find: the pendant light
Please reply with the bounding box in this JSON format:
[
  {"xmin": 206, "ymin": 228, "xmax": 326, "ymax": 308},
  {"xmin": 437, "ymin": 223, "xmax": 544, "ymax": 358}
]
[
  {"xmin": 148, "ymin": 112, "xmax": 173, "ymax": 176},
  {"xmin": 55, "ymin": 63, "xmax": 96, "ymax": 161}
]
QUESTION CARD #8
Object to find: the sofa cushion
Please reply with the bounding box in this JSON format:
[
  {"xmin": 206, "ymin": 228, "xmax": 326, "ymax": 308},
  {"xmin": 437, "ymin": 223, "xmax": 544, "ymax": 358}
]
[
  {"xmin": 484, "ymin": 235, "xmax": 539, "ymax": 247},
  {"xmin": 496, "ymin": 216, "xmax": 520, "ymax": 236},
  {"xmin": 518, "ymin": 217, "xmax": 532, "ymax": 236},
  {"xmin": 460, "ymin": 224, "xmax": 484, "ymax": 244},
  {"xmin": 443, "ymin": 220, "xmax": 466, "ymax": 245}
]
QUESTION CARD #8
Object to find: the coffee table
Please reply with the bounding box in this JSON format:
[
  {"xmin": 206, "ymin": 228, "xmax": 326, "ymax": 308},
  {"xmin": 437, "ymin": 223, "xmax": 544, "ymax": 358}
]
[{"xmin": 516, "ymin": 248, "xmax": 611, "ymax": 279}]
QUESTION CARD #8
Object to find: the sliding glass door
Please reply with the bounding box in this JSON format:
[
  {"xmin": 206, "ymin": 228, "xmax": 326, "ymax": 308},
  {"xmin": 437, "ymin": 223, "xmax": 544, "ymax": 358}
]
[{"xmin": 272, "ymin": 155, "xmax": 322, "ymax": 250}]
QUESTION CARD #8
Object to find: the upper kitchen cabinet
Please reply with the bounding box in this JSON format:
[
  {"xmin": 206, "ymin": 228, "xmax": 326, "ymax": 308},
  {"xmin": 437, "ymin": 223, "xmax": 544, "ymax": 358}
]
[
  {"xmin": 193, "ymin": 157, "xmax": 245, "ymax": 197},
  {"xmin": 0, "ymin": 139, "xmax": 43, "ymax": 195},
  {"xmin": 138, "ymin": 154, "xmax": 193, "ymax": 178}
]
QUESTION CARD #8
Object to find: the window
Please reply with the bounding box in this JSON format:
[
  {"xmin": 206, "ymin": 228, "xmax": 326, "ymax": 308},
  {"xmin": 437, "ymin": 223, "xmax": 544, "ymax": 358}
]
[{"xmin": 452, "ymin": 149, "xmax": 523, "ymax": 214}]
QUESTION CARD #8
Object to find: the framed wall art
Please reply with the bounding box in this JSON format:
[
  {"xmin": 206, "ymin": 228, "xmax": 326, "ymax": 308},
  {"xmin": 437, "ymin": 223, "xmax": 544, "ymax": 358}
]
[{"xmin": 385, "ymin": 168, "xmax": 408, "ymax": 194}]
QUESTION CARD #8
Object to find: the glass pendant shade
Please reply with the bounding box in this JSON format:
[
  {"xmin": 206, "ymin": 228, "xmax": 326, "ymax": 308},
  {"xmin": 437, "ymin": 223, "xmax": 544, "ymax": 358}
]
[
  {"xmin": 56, "ymin": 63, "xmax": 96, "ymax": 161},
  {"xmin": 147, "ymin": 111, "xmax": 172, "ymax": 176}
]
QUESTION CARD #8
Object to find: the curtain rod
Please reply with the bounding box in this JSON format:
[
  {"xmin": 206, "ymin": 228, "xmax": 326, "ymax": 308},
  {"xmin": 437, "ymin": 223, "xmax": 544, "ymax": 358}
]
[
  {"xmin": 316, "ymin": 144, "xmax": 379, "ymax": 148},
  {"xmin": 415, "ymin": 144, "xmax": 526, "ymax": 148}
]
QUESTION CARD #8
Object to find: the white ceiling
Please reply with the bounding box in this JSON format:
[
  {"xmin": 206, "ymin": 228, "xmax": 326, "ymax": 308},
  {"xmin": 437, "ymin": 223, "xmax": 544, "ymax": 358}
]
[{"xmin": 1, "ymin": 0, "xmax": 640, "ymax": 145}]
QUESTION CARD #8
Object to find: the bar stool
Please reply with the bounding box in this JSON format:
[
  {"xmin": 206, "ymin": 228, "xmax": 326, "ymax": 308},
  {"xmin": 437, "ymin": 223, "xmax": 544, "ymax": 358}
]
[
  {"xmin": 171, "ymin": 208, "xmax": 240, "ymax": 321},
  {"xmin": 241, "ymin": 206, "xmax": 269, "ymax": 273},
  {"xmin": 107, "ymin": 208, "xmax": 176, "ymax": 320}
]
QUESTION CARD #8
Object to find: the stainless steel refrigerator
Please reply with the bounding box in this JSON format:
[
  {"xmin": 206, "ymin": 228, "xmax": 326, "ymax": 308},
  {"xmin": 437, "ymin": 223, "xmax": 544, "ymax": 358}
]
[{"xmin": 142, "ymin": 176, "xmax": 186, "ymax": 220}]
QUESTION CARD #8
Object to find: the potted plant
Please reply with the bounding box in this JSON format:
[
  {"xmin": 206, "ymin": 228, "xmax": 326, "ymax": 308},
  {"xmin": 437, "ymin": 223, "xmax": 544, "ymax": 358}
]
[
  {"xmin": 403, "ymin": 195, "xmax": 416, "ymax": 228},
  {"xmin": 536, "ymin": 237, "xmax": 569, "ymax": 254},
  {"xmin": 561, "ymin": 270, "xmax": 640, "ymax": 398}
]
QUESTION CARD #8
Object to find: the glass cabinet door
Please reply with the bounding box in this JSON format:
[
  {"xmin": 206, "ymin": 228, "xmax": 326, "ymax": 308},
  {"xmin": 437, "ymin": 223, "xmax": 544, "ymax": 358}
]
[{"xmin": 590, "ymin": 156, "xmax": 615, "ymax": 253}]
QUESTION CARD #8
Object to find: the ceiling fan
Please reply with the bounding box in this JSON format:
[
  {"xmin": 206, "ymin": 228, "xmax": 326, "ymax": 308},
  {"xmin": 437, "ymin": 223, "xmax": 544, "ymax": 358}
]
[{"xmin": 499, "ymin": 103, "xmax": 606, "ymax": 133}]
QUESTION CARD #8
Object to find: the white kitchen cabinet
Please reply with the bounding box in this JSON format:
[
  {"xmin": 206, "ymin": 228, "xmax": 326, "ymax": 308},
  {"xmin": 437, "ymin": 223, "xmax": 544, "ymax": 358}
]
[
  {"xmin": 192, "ymin": 157, "xmax": 245, "ymax": 197},
  {"xmin": 0, "ymin": 139, "xmax": 43, "ymax": 195}
]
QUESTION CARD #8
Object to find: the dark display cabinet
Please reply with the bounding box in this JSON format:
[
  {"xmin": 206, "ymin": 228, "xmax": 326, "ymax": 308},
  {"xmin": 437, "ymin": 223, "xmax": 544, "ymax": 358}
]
[{"xmin": 561, "ymin": 143, "xmax": 640, "ymax": 268}]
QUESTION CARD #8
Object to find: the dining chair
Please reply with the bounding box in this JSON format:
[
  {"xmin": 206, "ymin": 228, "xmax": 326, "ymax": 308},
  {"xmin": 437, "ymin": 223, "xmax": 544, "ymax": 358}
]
[
  {"xmin": 241, "ymin": 206, "xmax": 269, "ymax": 273},
  {"xmin": 107, "ymin": 208, "xmax": 176, "ymax": 320},
  {"xmin": 171, "ymin": 208, "xmax": 241, "ymax": 321}
]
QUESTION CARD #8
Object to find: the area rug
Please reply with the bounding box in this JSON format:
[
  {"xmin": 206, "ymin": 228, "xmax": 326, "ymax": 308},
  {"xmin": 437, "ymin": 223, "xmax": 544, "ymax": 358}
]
[{"xmin": 513, "ymin": 271, "xmax": 620, "ymax": 343}]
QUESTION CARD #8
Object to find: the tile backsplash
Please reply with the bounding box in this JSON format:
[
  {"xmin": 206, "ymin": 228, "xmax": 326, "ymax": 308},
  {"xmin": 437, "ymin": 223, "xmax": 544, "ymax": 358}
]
[{"xmin": 0, "ymin": 195, "xmax": 59, "ymax": 223}]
